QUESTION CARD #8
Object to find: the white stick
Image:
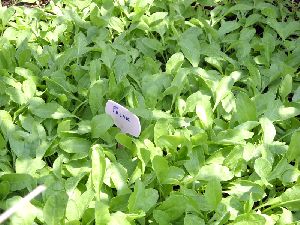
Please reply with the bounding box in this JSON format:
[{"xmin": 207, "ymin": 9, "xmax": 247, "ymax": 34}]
[{"xmin": 0, "ymin": 185, "xmax": 46, "ymax": 224}]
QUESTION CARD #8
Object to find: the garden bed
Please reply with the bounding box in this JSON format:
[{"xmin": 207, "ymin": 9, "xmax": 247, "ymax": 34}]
[{"xmin": 0, "ymin": 0, "xmax": 300, "ymax": 224}]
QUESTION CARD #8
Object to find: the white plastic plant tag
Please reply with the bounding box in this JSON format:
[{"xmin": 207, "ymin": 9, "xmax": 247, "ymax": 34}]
[{"xmin": 105, "ymin": 100, "xmax": 141, "ymax": 137}]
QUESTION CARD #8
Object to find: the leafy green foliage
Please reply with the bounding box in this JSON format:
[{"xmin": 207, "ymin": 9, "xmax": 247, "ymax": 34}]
[{"xmin": 0, "ymin": 0, "xmax": 300, "ymax": 224}]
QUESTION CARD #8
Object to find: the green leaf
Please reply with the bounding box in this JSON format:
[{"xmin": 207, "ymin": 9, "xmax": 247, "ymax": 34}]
[
  {"xmin": 155, "ymin": 193, "xmax": 186, "ymax": 222},
  {"xmin": 43, "ymin": 192, "xmax": 69, "ymax": 225},
  {"xmin": 108, "ymin": 212, "xmax": 135, "ymax": 225},
  {"xmin": 254, "ymin": 157, "xmax": 272, "ymax": 182},
  {"xmin": 0, "ymin": 132, "xmax": 6, "ymax": 149},
  {"xmin": 243, "ymin": 193, "xmax": 254, "ymax": 213},
  {"xmin": 128, "ymin": 180, "xmax": 159, "ymax": 213},
  {"xmin": 6, "ymin": 196, "xmax": 38, "ymax": 225},
  {"xmin": 196, "ymin": 95, "xmax": 214, "ymax": 129},
  {"xmin": 95, "ymin": 200, "xmax": 110, "ymax": 225},
  {"xmin": 184, "ymin": 214, "xmax": 205, "ymax": 225},
  {"xmin": 0, "ymin": 110, "xmax": 15, "ymax": 138},
  {"xmin": 245, "ymin": 14, "xmax": 262, "ymax": 27},
  {"xmin": 179, "ymin": 27, "xmax": 202, "ymax": 67},
  {"xmin": 113, "ymin": 54, "xmax": 130, "ymax": 82},
  {"xmin": 213, "ymin": 122, "xmax": 259, "ymax": 144},
  {"xmin": 89, "ymin": 80, "xmax": 106, "ymax": 115},
  {"xmin": 152, "ymin": 155, "xmax": 185, "ymax": 184},
  {"xmin": 0, "ymin": 181, "xmax": 10, "ymax": 199},
  {"xmin": 106, "ymin": 162, "xmax": 130, "ymax": 195},
  {"xmin": 213, "ymin": 196, "xmax": 241, "ymax": 222},
  {"xmin": 213, "ymin": 71, "xmax": 241, "ymax": 110},
  {"xmin": 196, "ymin": 164, "xmax": 233, "ymax": 181},
  {"xmin": 266, "ymin": 18, "xmax": 300, "ymax": 40},
  {"xmin": 91, "ymin": 114, "xmax": 114, "ymax": 138},
  {"xmin": 91, "ymin": 144, "xmax": 106, "ymax": 201},
  {"xmin": 141, "ymin": 37, "xmax": 163, "ymax": 51},
  {"xmin": 259, "ymin": 117, "xmax": 276, "ymax": 144},
  {"xmin": 157, "ymin": 135, "xmax": 189, "ymax": 153},
  {"xmin": 261, "ymin": 31, "xmax": 275, "ymax": 64},
  {"xmin": 204, "ymin": 179, "xmax": 222, "ymax": 210},
  {"xmin": 263, "ymin": 184, "xmax": 300, "ymax": 211},
  {"xmin": 235, "ymin": 92, "xmax": 257, "ymax": 123},
  {"xmin": 66, "ymin": 190, "xmax": 94, "ymax": 221},
  {"xmin": 77, "ymin": 120, "xmax": 92, "ymax": 134},
  {"xmin": 59, "ymin": 137, "xmax": 91, "ymax": 154},
  {"xmin": 101, "ymin": 44, "xmax": 116, "ymax": 68},
  {"xmin": 286, "ymin": 131, "xmax": 300, "ymax": 163},
  {"xmin": 292, "ymin": 85, "xmax": 300, "ymax": 102},
  {"xmin": 116, "ymin": 133, "xmax": 135, "ymax": 150},
  {"xmin": 153, "ymin": 210, "xmax": 171, "ymax": 225},
  {"xmin": 277, "ymin": 208, "xmax": 293, "ymax": 225},
  {"xmin": 205, "ymin": 56, "xmax": 224, "ymax": 73},
  {"xmin": 22, "ymin": 79, "xmax": 36, "ymax": 100},
  {"xmin": 108, "ymin": 17, "xmax": 125, "ymax": 33},
  {"xmin": 166, "ymin": 52, "xmax": 185, "ymax": 74},
  {"xmin": 279, "ymin": 74, "xmax": 293, "ymax": 100},
  {"xmin": 264, "ymin": 102, "xmax": 300, "ymax": 121},
  {"xmin": 229, "ymin": 213, "xmax": 266, "ymax": 225},
  {"xmin": 163, "ymin": 68, "xmax": 189, "ymax": 105},
  {"xmin": 226, "ymin": 181, "xmax": 265, "ymax": 202},
  {"xmin": 147, "ymin": 11, "xmax": 168, "ymax": 24},
  {"xmin": 29, "ymin": 101, "xmax": 73, "ymax": 119},
  {"xmin": 218, "ymin": 20, "xmax": 240, "ymax": 37},
  {"xmin": 74, "ymin": 32, "xmax": 89, "ymax": 56},
  {"xmin": 0, "ymin": 7, "xmax": 15, "ymax": 27},
  {"xmin": 0, "ymin": 173, "xmax": 36, "ymax": 191},
  {"xmin": 185, "ymin": 91, "xmax": 205, "ymax": 113},
  {"xmin": 268, "ymin": 157, "xmax": 289, "ymax": 181},
  {"xmin": 6, "ymin": 86, "xmax": 26, "ymax": 105},
  {"xmin": 15, "ymin": 157, "xmax": 45, "ymax": 176}
]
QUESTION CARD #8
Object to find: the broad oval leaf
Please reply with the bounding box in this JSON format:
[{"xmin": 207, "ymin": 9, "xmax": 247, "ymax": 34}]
[
  {"xmin": 59, "ymin": 137, "xmax": 91, "ymax": 154},
  {"xmin": 196, "ymin": 164, "xmax": 233, "ymax": 181},
  {"xmin": 179, "ymin": 27, "xmax": 202, "ymax": 67},
  {"xmin": 29, "ymin": 102, "xmax": 73, "ymax": 119}
]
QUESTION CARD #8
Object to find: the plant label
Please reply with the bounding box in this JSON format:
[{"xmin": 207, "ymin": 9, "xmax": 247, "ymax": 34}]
[{"xmin": 105, "ymin": 100, "xmax": 141, "ymax": 137}]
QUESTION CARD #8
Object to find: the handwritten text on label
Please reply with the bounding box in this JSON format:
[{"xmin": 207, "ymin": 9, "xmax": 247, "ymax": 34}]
[
  {"xmin": 113, "ymin": 106, "xmax": 130, "ymax": 122},
  {"xmin": 105, "ymin": 100, "xmax": 141, "ymax": 137}
]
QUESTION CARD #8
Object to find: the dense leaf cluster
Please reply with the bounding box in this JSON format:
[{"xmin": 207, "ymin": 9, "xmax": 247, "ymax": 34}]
[{"xmin": 0, "ymin": 0, "xmax": 300, "ymax": 224}]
